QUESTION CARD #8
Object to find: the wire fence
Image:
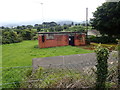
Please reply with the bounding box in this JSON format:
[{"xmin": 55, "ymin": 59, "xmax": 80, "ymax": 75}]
[
  {"xmin": 1, "ymin": 66, "xmax": 32, "ymax": 88},
  {"xmin": 1, "ymin": 62, "xmax": 118, "ymax": 88},
  {"xmin": 1, "ymin": 51, "xmax": 119, "ymax": 88}
]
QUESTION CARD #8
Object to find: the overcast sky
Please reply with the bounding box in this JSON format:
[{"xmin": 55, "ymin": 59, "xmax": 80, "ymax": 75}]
[{"xmin": 0, "ymin": 0, "xmax": 106, "ymax": 25}]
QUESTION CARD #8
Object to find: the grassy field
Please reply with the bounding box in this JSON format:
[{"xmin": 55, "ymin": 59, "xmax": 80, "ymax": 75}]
[{"xmin": 2, "ymin": 40, "xmax": 93, "ymax": 67}]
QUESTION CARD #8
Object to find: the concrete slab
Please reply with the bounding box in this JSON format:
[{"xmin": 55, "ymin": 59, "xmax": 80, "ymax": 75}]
[{"xmin": 32, "ymin": 52, "xmax": 118, "ymax": 70}]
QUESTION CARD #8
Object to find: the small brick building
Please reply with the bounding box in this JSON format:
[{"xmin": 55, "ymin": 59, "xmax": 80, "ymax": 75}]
[{"xmin": 38, "ymin": 32, "xmax": 86, "ymax": 48}]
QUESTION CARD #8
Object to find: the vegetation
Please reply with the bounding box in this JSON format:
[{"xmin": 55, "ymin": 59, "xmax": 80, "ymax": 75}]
[
  {"xmin": 20, "ymin": 67, "xmax": 95, "ymax": 88},
  {"xmin": 1, "ymin": 29, "xmax": 36, "ymax": 44},
  {"xmin": 89, "ymin": 36, "xmax": 118, "ymax": 44},
  {"xmin": 2, "ymin": 29, "xmax": 22, "ymax": 44},
  {"xmin": 118, "ymin": 40, "xmax": 120, "ymax": 88},
  {"xmin": 2, "ymin": 66, "xmax": 96, "ymax": 88},
  {"xmin": 2, "ymin": 40, "xmax": 93, "ymax": 88},
  {"xmin": 91, "ymin": 2, "xmax": 120, "ymax": 37},
  {"xmin": 95, "ymin": 45, "xmax": 109, "ymax": 88},
  {"xmin": 2, "ymin": 60, "xmax": 118, "ymax": 88},
  {"xmin": 91, "ymin": 43, "xmax": 117, "ymax": 51},
  {"xmin": 2, "ymin": 40, "xmax": 93, "ymax": 67},
  {"xmin": 2, "ymin": 41, "xmax": 118, "ymax": 88},
  {"xmin": 1, "ymin": 21, "xmax": 88, "ymax": 44}
]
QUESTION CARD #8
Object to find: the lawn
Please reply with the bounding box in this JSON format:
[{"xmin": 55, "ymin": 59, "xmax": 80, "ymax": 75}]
[{"xmin": 2, "ymin": 40, "xmax": 93, "ymax": 67}]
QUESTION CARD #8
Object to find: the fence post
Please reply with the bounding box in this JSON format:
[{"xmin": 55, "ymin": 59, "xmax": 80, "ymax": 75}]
[{"xmin": 118, "ymin": 40, "xmax": 120, "ymax": 88}]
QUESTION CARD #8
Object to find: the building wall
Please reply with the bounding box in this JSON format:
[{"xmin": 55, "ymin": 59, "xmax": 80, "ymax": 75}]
[
  {"xmin": 38, "ymin": 35, "xmax": 69, "ymax": 48},
  {"xmin": 74, "ymin": 34, "xmax": 86, "ymax": 46},
  {"xmin": 38, "ymin": 33, "xmax": 86, "ymax": 48}
]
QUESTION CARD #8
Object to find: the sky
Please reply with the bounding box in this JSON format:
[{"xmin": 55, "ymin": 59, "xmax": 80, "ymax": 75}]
[{"xmin": 0, "ymin": 0, "xmax": 106, "ymax": 26}]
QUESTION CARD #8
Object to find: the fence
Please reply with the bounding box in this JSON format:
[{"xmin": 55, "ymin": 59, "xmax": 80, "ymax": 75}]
[
  {"xmin": 1, "ymin": 65, "xmax": 96, "ymax": 88},
  {"xmin": 1, "ymin": 51, "xmax": 118, "ymax": 88},
  {"xmin": 1, "ymin": 63, "xmax": 118, "ymax": 88}
]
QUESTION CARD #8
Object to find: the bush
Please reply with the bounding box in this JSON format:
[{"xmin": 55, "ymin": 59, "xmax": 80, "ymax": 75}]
[
  {"xmin": 95, "ymin": 44, "xmax": 109, "ymax": 89},
  {"xmin": 1, "ymin": 29, "xmax": 37, "ymax": 44},
  {"xmin": 32, "ymin": 35, "xmax": 38, "ymax": 40},
  {"xmin": 89, "ymin": 36, "xmax": 117, "ymax": 44},
  {"xmin": 21, "ymin": 29, "xmax": 35, "ymax": 40},
  {"xmin": 2, "ymin": 30, "xmax": 23, "ymax": 44}
]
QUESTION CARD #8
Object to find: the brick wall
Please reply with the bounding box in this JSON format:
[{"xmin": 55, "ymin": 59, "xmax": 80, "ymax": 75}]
[
  {"xmin": 74, "ymin": 34, "xmax": 86, "ymax": 46},
  {"xmin": 38, "ymin": 35, "xmax": 69, "ymax": 48},
  {"xmin": 38, "ymin": 33, "xmax": 86, "ymax": 48}
]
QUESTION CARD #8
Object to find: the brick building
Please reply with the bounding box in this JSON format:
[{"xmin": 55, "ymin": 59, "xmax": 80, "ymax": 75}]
[{"xmin": 38, "ymin": 32, "xmax": 86, "ymax": 48}]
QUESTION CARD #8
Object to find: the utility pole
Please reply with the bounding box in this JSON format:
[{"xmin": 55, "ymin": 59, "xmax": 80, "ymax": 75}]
[
  {"xmin": 85, "ymin": 8, "xmax": 88, "ymax": 44},
  {"xmin": 40, "ymin": 3, "xmax": 44, "ymax": 31},
  {"xmin": 86, "ymin": 8, "xmax": 88, "ymax": 36}
]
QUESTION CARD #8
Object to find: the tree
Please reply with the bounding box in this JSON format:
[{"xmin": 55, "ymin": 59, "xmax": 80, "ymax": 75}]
[
  {"xmin": 91, "ymin": 2, "xmax": 120, "ymax": 37},
  {"xmin": 21, "ymin": 29, "xmax": 35, "ymax": 40},
  {"xmin": 63, "ymin": 25, "xmax": 69, "ymax": 30},
  {"xmin": 69, "ymin": 25, "xmax": 85, "ymax": 32},
  {"xmin": 26, "ymin": 25, "xmax": 33, "ymax": 29},
  {"xmin": 1, "ymin": 26, "xmax": 5, "ymax": 29},
  {"xmin": 17, "ymin": 26, "xmax": 22, "ymax": 29},
  {"xmin": 37, "ymin": 27, "xmax": 42, "ymax": 32},
  {"xmin": 71, "ymin": 22, "xmax": 74, "ymax": 26},
  {"xmin": 2, "ymin": 29, "xmax": 22, "ymax": 44},
  {"xmin": 55, "ymin": 26, "xmax": 63, "ymax": 32}
]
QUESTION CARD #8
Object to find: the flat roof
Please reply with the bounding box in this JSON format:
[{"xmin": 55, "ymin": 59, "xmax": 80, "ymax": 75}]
[{"xmin": 38, "ymin": 31, "xmax": 85, "ymax": 34}]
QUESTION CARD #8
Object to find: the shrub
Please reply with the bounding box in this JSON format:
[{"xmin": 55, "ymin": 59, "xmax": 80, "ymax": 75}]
[
  {"xmin": 32, "ymin": 35, "xmax": 38, "ymax": 40},
  {"xmin": 21, "ymin": 29, "xmax": 35, "ymax": 40},
  {"xmin": 89, "ymin": 36, "xmax": 117, "ymax": 44},
  {"xmin": 95, "ymin": 44, "xmax": 109, "ymax": 89},
  {"xmin": 2, "ymin": 30, "xmax": 23, "ymax": 44}
]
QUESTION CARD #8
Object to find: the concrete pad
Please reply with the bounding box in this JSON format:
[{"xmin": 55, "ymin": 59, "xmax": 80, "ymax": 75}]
[{"xmin": 32, "ymin": 52, "xmax": 118, "ymax": 70}]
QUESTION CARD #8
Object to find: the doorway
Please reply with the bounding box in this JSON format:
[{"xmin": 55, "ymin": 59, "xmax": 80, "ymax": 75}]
[{"xmin": 69, "ymin": 36, "xmax": 74, "ymax": 46}]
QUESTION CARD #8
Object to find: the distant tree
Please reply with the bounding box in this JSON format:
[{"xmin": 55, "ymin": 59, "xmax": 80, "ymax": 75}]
[
  {"xmin": 91, "ymin": 2, "xmax": 120, "ymax": 37},
  {"xmin": 63, "ymin": 25, "xmax": 69, "ymax": 30},
  {"xmin": 81, "ymin": 23, "xmax": 86, "ymax": 26},
  {"xmin": 71, "ymin": 22, "xmax": 74, "ymax": 26},
  {"xmin": 69, "ymin": 26, "xmax": 85, "ymax": 32},
  {"xmin": 17, "ymin": 26, "xmax": 22, "ymax": 29},
  {"xmin": 34, "ymin": 24, "xmax": 39, "ymax": 27},
  {"xmin": 21, "ymin": 25, "xmax": 26, "ymax": 29},
  {"xmin": 48, "ymin": 27, "xmax": 55, "ymax": 32},
  {"xmin": 49, "ymin": 22, "xmax": 57, "ymax": 26},
  {"xmin": 1, "ymin": 26, "xmax": 5, "ymax": 29},
  {"xmin": 55, "ymin": 26, "xmax": 63, "ymax": 32},
  {"xmin": 37, "ymin": 27, "xmax": 42, "ymax": 32},
  {"xmin": 26, "ymin": 25, "xmax": 33, "ymax": 29}
]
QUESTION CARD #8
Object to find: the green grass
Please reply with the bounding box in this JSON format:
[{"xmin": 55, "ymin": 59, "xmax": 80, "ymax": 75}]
[
  {"xmin": 2, "ymin": 40, "xmax": 93, "ymax": 88},
  {"xmin": 2, "ymin": 40, "xmax": 93, "ymax": 67}
]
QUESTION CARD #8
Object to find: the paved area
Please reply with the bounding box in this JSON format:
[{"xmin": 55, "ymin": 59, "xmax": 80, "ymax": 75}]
[{"xmin": 32, "ymin": 51, "xmax": 118, "ymax": 70}]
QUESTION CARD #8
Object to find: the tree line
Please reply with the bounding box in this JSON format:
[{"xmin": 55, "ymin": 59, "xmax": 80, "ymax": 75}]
[{"xmin": 0, "ymin": 22, "xmax": 87, "ymax": 44}]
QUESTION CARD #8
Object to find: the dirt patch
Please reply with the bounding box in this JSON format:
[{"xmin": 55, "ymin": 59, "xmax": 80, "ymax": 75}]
[
  {"xmin": 83, "ymin": 47, "xmax": 95, "ymax": 50},
  {"xmin": 77, "ymin": 45, "xmax": 95, "ymax": 50}
]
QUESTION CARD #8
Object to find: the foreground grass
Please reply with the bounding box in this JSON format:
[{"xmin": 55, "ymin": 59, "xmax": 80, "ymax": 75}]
[
  {"xmin": 3, "ymin": 66, "xmax": 95, "ymax": 88},
  {"xmin": 2, "ymin": 40, "xmax": 93, "ymax": 67}
]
